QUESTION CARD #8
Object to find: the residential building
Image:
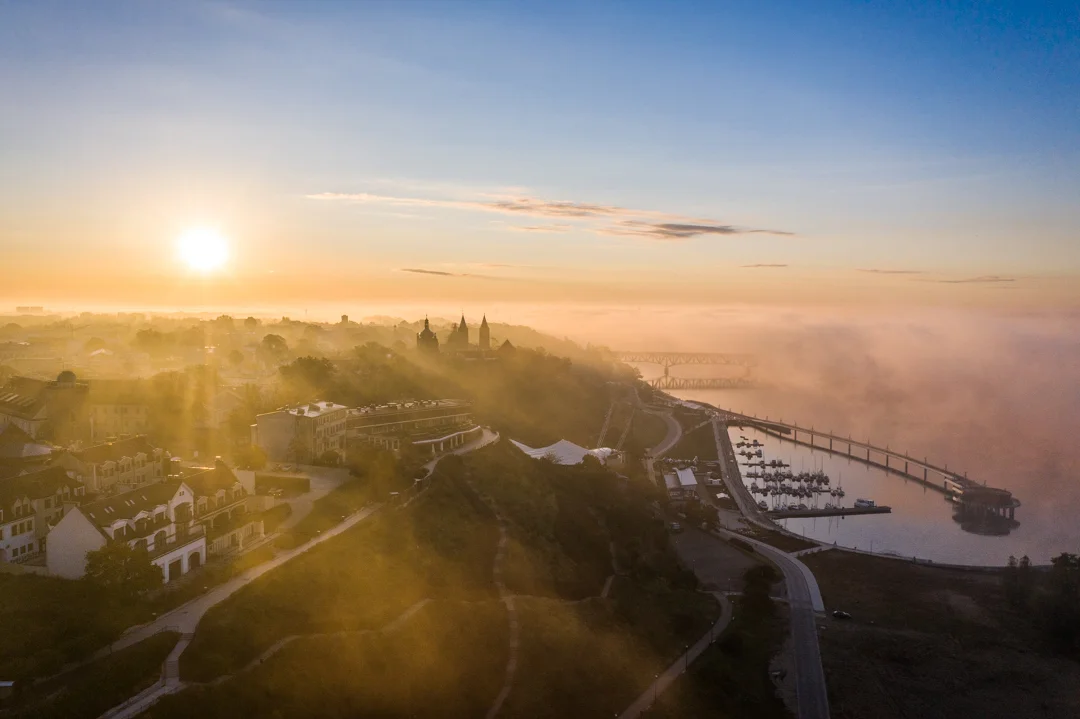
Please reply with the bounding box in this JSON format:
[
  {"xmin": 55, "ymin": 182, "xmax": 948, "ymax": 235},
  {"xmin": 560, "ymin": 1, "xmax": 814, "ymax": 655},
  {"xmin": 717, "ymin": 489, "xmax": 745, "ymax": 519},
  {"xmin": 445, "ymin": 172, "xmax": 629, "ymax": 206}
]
[
  {"xmin": 251, "ymin": 401, "xmax": 348, "ymax": 463},
  {"xmin": 0, "ymin": 390, "xmax": 47, "ymax": 439},
  {"xmin": 86, "ymin": 380, "xmax": 151, "ymax": 441},
  {"xmin": 346, "ymin": 399, "xmax": 475, "ymax": 453},
  {"xmin": 0, "ymin": 465, "xmax": 86, "ymax": 564},
  {"xmin": 46, "ymin": 478, "xmax": 205, "ymax": 582},
  {"xmin": 0, "ymin": 424, "xmax": 54, "ymax": 474},
  {"xmin": 183, "ymin": 460, "xmax": 264, "ymax": 556},
  {"xmin": 56, "ymin": 436, "xmax": 167, "ymax": 495}
]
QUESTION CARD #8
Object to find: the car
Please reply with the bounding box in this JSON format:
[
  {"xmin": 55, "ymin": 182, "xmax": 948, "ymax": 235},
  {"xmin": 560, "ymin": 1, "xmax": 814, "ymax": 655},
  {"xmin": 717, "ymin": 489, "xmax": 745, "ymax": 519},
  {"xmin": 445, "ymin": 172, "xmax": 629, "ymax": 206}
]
[
  {"xmin": 669, "ymin": 522, "xmax": 683, "ymax": 533},
  {"xmin": 832, "ymin": 610, "xmax": 852, "ymax": 620}
]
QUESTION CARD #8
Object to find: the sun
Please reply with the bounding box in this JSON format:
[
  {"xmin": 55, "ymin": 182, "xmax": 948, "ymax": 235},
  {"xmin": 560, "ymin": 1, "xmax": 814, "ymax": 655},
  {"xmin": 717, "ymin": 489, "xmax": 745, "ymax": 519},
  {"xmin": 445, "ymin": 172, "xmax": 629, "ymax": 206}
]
[{"xmin": 176, "ymin": 227, "xmax": 230, "ymax": 273}]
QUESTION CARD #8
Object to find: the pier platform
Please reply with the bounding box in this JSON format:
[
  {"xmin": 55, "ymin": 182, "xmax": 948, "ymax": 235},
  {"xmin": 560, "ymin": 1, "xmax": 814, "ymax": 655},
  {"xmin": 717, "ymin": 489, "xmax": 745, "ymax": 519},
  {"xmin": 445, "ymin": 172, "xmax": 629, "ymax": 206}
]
[{"xmin": 766, "ymin": 506, "xmax": 892, "ymax": 519}]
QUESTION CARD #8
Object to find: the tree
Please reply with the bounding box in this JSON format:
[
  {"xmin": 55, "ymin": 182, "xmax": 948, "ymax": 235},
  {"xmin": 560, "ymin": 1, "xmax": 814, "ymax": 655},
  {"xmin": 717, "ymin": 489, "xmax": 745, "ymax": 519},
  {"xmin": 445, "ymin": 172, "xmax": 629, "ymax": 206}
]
[
  {"xmin": 234, "ymin": 444, "xmax": 267, "ymax": 470},
  {"xmin": 244, "ymin": 316, "xmax": 259, "ymax": 330},
  {"xmin": 1044, "ymin": 552, "xmax": 1080, "ymax": 654},
  {"xmin": 279, "ymin": 356, "xmax": 336, "ymax": 399},
  {"xmin": 84, "ymin": 542, "xmax": 163, "ymax": 601},
  {"xmin": 134, "ymin": 328, "xmax": 166, "ymax": 354},
  {"xmin": 228, "ymin": 349, "xmax": 245, "ymax": 367},
  {"xmin": 84, "ymin": 336, "xmax": 107, "ymax": 353},
  {"xmin": 259, "ymin": 334, "xmax": 289, "ymax": 364}
]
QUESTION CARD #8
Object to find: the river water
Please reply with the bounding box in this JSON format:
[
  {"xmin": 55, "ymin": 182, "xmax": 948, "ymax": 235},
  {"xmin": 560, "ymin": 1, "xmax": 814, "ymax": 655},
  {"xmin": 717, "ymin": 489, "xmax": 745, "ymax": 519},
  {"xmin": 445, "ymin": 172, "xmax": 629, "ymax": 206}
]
[{"xmin": 664, "ymin": 388, "xmax": 1069, "ymax": 566}]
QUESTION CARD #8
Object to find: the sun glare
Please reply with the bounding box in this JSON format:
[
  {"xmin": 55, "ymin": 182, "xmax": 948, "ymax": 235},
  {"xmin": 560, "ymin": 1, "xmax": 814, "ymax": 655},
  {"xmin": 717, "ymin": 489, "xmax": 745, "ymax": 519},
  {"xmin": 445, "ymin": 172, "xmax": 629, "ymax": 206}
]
[{"xmin": 177, "ymin": 227, "xmax": 230, "ymax": 273}]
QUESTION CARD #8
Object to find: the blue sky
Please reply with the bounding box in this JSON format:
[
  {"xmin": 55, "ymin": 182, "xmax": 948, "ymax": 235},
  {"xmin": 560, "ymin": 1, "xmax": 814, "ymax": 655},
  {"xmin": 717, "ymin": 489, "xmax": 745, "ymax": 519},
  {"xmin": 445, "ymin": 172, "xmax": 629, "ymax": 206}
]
[{"xmin": 1, "ymin": 0, "xmax": 1077, "ymax": 306}]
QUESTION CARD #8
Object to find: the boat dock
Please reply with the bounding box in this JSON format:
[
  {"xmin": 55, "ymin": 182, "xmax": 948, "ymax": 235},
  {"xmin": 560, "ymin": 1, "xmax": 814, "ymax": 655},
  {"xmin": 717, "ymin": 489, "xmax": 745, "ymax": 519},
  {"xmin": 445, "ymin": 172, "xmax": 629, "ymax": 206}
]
[{"xmin": 767, "ymin": 505, "xmax": 892, "ymax": 519}]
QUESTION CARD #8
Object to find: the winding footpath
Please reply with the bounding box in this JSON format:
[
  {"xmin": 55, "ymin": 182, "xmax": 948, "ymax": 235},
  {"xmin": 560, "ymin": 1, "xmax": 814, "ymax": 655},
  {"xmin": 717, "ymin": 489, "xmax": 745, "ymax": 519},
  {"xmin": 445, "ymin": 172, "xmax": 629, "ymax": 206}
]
[
  {"xmin": 482, "ymin": 506, "xmax": 520, "ymax": 719},
  {"xmin": 617, "ymin": 594, "xmax": 733, "ymax": 719}
]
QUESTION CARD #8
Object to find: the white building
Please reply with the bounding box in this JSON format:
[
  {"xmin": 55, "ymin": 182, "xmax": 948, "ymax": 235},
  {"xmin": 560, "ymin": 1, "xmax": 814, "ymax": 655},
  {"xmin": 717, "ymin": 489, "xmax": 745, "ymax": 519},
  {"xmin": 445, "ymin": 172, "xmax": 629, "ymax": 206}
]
[
  {"xmin": 183, "ymin": 460, "xmax": 264, "ymax": 557},
  {"xmin": 252, "ymin": 401, "xmax": 348, "ymax": 463},
  {"xmin": 46, "ymin": 478, "xmax": 205, "ymax": 582}
]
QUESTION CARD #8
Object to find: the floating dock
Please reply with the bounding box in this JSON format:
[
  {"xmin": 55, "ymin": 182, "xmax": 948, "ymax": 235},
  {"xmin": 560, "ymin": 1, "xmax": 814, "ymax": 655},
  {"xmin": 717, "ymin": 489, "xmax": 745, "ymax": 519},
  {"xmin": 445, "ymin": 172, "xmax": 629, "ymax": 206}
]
[{"xmin": 766, "ymin": 505, "xmax": 892, "ymax": 519}]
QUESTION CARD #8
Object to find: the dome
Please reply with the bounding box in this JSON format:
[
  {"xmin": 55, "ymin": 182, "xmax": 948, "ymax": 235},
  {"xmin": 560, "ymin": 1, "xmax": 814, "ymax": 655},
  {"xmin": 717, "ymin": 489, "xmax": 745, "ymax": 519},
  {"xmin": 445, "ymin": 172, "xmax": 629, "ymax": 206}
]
[{"xmin": 56, "ymin": 370, "xmax": 77, "ymax": 383}]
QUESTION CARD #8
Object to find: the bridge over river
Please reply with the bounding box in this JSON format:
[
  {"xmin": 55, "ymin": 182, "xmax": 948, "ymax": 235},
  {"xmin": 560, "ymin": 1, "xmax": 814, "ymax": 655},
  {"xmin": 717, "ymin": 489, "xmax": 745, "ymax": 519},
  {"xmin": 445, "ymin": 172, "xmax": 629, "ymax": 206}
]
[
  {"xmin": 614, "ymin": 351, "xmax": 758, "ymax": 390},
  {"xmin": 725, "ymin": 412, "xmax": 1020, "ymax": 520}
]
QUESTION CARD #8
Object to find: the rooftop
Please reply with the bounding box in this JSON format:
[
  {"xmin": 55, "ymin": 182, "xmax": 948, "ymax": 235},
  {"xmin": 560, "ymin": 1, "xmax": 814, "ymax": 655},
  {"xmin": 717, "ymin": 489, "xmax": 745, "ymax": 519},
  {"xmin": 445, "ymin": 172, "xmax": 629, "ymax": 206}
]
[
  {"xmin": 676, "ymin": 467, "xmax": 698, "ymax": 487},
  {"xmin": 283, "ymin": 401, "xmax": 348, "ymax": 418},
  {"xmin": 0, "ymin": 466, "xmax": 83, "ymax": 513},
  {"xmin": 74, "ymin": 436, "xmax": 160, "ymax": 465},
  {"xmin": 182, "ymin": 462, "xmax": 240, "ymax": 496},
  {"xmin": 81, "ymin": 478, "xmax": 183, "ymax": 527}
]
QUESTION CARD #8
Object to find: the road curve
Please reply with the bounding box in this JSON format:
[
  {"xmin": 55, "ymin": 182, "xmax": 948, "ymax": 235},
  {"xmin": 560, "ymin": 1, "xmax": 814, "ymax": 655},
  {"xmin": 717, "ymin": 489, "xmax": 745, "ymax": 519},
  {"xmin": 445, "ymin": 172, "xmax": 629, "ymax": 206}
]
[{"xmin": 709, "ymin": 417, "xmax": 830, "ymax": 719}]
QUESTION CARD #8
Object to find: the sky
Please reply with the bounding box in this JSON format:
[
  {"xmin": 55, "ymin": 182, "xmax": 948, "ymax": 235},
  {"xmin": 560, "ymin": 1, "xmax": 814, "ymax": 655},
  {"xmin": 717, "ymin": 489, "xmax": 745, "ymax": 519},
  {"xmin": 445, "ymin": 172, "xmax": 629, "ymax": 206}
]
[{"xmin": 1, "ymin": 0, "xmax": 1078, "ymax": 312}]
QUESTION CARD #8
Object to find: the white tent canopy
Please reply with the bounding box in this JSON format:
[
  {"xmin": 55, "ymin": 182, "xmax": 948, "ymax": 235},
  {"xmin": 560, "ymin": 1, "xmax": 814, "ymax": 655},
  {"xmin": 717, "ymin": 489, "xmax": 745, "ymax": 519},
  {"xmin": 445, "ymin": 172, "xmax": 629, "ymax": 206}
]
[{"xmin": 510, "ymin": 439, "xmax": 617, "ymax": 466}]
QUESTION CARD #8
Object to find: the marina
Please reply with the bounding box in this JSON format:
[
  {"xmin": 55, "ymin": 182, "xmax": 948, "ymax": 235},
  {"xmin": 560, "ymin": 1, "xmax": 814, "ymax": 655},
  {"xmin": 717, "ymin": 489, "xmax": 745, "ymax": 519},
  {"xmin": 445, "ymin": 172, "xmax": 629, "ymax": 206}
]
[{"xmin": 722, "ymin": 423, "xmax": 1030, "ymax": 565}]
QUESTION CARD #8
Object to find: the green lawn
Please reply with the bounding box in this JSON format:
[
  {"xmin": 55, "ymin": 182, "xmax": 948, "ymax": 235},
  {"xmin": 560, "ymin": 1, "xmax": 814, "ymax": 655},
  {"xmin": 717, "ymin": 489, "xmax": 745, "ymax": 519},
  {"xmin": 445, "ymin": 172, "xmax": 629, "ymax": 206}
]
[
  {"xmin": 2, "ymin": 631, "xmax": 179, "ymax": 719},
  {"xmin": 180, "ymin": 474, "xmax": 499, "ymax": 682},
  {"xmin": 0, "ymin": 574, "xmax": 144, "ymax": 680},
  {"xmin": 667, "ymin": 421, "xmax": 720, "ymax": 461},
  {"xmin": 147, "ymin": 601, "xmax": 507, "ymax": 719}
]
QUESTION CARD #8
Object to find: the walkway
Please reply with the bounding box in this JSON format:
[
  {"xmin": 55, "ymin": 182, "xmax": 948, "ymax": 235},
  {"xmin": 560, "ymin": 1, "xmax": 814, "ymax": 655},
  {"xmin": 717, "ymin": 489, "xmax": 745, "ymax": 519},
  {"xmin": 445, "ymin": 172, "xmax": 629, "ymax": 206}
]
[{"xmin": 617, "ymin": 594, "xmax": 733, "ymax": 719}]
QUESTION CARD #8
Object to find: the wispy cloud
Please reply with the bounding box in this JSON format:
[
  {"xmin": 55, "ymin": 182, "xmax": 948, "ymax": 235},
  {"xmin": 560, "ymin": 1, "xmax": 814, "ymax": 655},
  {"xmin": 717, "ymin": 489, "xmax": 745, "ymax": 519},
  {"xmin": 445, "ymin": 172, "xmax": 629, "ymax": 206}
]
[
  {"xmin": 932, "ymin": 275, "xmax": 1016, "ymax": 284},
  {"xmin": 508, "ymin": 224, "xmax": 572, "ymax": 233},
  {"xmin": 400, "ymin": 268, "xmax": 456, "ymax": 276},
  {"xmin": 308, "ymin": 187, "xmax": 795, "ymax": 241},
  {"xmin": 857, "ymin": 268, "xmax": 925, "ymax": 275},
  {"xmin": 398, "ymin": 267, "xmax": 503, "ymax": 281},
  {"xmin": 598, "ymin": 221, "xmax": 793, "ymax": 240},
  {"xmin": 742, "ymin": 263, "xmax": 789, "ymax": 268}
]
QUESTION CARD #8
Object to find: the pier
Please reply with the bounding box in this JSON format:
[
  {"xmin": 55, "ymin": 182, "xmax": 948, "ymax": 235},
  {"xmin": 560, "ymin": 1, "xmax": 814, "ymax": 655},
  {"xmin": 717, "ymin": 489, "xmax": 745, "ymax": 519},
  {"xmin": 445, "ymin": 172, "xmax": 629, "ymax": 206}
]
[{"xmin": 767, "ymin": 506, "xmax": 892, "ymax": 519}]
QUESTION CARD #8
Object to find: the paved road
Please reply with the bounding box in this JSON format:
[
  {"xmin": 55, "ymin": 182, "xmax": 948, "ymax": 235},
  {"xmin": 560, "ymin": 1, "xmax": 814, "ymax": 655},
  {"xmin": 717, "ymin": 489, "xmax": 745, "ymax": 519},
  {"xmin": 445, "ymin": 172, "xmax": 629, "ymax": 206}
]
[
  {"xmin": 706, "ymin": 416, "xmax": 830, "ymax": 719},
  {"xmin": 277, "ymin": 465, "xmax": 352, "ymax": 531}
]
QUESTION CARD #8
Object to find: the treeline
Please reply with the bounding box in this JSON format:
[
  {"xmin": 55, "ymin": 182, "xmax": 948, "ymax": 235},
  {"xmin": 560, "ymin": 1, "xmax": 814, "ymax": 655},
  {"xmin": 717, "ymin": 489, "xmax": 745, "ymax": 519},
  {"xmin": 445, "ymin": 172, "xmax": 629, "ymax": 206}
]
[{"xmin": 1003, "ymin": 552, "xmax": 1080, "ymax": 656}]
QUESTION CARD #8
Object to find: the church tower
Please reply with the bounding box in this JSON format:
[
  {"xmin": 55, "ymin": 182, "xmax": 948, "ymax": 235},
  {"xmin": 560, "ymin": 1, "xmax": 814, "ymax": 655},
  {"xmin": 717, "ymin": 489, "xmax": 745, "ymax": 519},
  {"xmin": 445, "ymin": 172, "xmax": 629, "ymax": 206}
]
[
  {"xmin": 456, "ymin": 314, "xmax": 469, "ymax": 347},
  {"xmin": 416, "ymin": 317, "xmax": 439, "ymax": 353},
  {"xmin": 479, "ymin": 315, "xmax": 490, "ymax": 350}
]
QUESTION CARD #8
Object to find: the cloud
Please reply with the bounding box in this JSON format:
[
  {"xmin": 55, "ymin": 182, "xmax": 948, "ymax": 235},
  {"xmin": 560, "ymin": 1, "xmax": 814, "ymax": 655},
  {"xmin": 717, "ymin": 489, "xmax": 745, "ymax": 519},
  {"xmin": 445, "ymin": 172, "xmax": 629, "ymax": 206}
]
[
  {"xmin": 400, "ymin": 268, "xmax": 456, "ymax": 276},
  {"xmin": 858, "ymin": 268, "xmax": 924, "ymax": 275},
  {"xmin": 742, "ymin": 263, "xmax": 789, "ymax": 268},
  {"xmin": 308, "ymin": 187, "xmax": 794, "ymax": 241},
  {"xmin": 307, "ymin": 192, "xmax": 623, "ymax": 220},
  {"xmin": 598, "ymin": 221, "xmax": 794, "ymax": 240},
  {"xmin": 508, "ymin": 224, "xmax": 572, "ymax": 233},
  {"xmin": 932, "ymin": 275, "xmax": 1017, "ymax": 284},
  {"xmin": 398, "ymin": 268, "xmax": 503, "ymax": 281}
]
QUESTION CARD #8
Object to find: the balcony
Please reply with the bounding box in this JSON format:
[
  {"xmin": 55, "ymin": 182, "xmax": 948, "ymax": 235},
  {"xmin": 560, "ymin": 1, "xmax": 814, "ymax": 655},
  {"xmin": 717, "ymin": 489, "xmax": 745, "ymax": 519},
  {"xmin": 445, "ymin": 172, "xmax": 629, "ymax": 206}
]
[{"xmin": 144, "ymin": 524, "xmax": 205, "ymax": 560}]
